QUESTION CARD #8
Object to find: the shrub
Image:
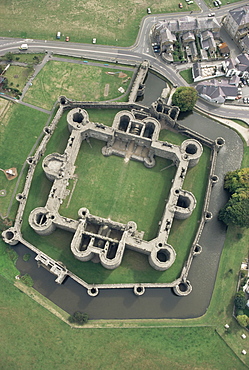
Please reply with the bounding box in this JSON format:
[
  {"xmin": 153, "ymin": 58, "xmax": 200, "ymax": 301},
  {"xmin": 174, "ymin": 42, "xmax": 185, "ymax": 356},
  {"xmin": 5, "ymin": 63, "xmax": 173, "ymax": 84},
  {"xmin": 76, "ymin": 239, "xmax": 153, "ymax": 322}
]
[
  {"xmin": 68, "ymin": 311, "xmax": 89, "ymax": 325},
  {"xmin": 237, "ymin": 314, "xmax": 249, "ymax": 327},
  {"xmin": 236, "ymin": 309, "xmax": 244, "ymax": 316},
  {"xmin": 234, "ymin": 291, "xmax": 247, "ymax": 310}
]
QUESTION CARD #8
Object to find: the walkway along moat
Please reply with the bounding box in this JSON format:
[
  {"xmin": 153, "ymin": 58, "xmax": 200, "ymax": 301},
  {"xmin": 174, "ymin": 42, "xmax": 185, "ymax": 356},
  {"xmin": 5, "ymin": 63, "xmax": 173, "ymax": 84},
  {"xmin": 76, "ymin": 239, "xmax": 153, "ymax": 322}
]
[{"xmin": 2, "ymin": 63, "xmax": 244, "ymax": 319}]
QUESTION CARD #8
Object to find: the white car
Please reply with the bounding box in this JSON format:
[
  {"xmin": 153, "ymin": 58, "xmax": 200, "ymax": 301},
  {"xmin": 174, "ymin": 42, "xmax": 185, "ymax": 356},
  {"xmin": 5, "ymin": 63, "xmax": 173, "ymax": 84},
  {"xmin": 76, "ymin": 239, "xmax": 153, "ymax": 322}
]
[
  {"xmin": 147, "ymin": 8, "xmax": 151, "ymax": 14},
  {"xmin": 92, "ymin": 38, "xmax": 96, "ymax": 44}
]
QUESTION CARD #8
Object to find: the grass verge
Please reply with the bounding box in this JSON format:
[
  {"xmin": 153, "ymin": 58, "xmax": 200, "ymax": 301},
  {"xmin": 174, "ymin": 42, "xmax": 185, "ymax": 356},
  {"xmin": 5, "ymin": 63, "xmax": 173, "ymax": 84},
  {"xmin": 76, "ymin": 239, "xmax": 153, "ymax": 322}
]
[{"xmin": 180, "ymin": 68, "xmax": 194, "ymax": 84}]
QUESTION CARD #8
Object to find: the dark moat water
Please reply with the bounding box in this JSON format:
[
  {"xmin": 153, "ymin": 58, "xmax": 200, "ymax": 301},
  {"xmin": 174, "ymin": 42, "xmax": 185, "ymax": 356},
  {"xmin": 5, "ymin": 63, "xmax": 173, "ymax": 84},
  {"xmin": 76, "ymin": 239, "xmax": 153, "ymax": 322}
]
[
  {"xmin": 13, "ymin": 109, "xmax": 243, "ymax": 320},
  {"xmin": 136, "ymin": 71, "xmax": 167, "ymax": 106}
]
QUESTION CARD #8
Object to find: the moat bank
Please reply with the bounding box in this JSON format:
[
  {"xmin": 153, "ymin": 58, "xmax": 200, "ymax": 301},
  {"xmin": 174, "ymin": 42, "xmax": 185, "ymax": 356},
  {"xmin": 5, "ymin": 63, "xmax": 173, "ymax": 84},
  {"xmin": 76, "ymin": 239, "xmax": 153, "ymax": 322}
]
[{"xmin": 13, "ymin": 111, "xmax": 243, "ymax": 319}]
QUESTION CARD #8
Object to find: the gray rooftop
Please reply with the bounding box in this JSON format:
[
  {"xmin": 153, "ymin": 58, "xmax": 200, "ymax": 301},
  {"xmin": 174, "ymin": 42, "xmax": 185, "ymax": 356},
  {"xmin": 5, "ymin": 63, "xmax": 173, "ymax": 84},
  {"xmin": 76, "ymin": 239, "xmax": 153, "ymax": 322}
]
[{"xmin": 229, "ymin": 5, "xmax": 249, "ymax": 26}]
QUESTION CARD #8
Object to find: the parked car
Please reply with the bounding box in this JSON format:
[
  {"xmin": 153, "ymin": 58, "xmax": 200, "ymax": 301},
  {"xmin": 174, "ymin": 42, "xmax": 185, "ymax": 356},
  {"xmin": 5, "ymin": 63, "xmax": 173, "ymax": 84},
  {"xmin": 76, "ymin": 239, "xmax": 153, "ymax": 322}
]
[
  {"xmin": 92, "ymin": 38, "xmax": 96, "ymax": 44},
  {"xmin": 247, "ymin": 97, "xmax": 249, "ymax": 103},
  {"xmin": 65, "ymin": 36, "xmax": 70, "ymax": 42},
  {"xmin": 243, "ymin": 97, "xmax": 247, "ymax": 104},
  {"xmin": 179, "ymin": 3, "xmax": 183, "ymax": 8},
  {"xmin": 213, "ymin": 1, "xmax": 219, "ymax": 6},
  {"xmin": 147, "ymin": 7, "xmax": 151, "ymax": 14},
  {"xmin": 153, "ymin": 45, "xmax": 160, "ymax": 53}
]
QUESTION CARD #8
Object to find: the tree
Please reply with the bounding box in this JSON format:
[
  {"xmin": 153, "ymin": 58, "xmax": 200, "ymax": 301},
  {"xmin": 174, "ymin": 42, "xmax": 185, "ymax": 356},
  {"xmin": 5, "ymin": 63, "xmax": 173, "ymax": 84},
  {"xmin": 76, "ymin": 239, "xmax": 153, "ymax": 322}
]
[
  {"xmin": 219, "ymin": 195, "xmax": 249, "ymax": 228},
  {"xmin": 219, "ymin": 168, "xmax": 249, "ymax": 228},
  {"xmin": 172, "ymin": 86, "xmax": 198, "ymax": 112},
  {"xmin": 237, "ymin": 315, "xmax": 249, "ymax": 327},
  {"xmin": 234, "ymin": 291, "xmax": 247, "ymax": 310},
  {"xmin": 68, "ymin": 311, "xmax": 89, "ymax": 325},
  {"xmin": 224, "ymin": 168, "xmax": 249, "ymax": 194}
]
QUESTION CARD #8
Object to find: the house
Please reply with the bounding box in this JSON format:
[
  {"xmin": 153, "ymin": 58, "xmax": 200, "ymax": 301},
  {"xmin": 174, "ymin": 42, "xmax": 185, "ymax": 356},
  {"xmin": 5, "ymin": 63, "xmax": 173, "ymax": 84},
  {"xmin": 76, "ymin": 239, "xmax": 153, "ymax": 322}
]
[
  {"xmin": 192, "ymin": 62, "xmax": 225, "ymax": 82},
  {"xmin": 196, "ymin": 78, "xmax": 238, "ymax": 103},
  {"xmin": 221, "ymin": 53, "xmax": 249, "ymax": 78},
  {"xmin": 200, "ymin": 30, "xmax": 216, "ymax": 54},
  {"xmin": 159, "ymin": 28, "xmax": 176, "ymax": 51},
  {"xmin": 223, "ymin": 5, "xmax": 249, "ymax": 44},
  {"xmin": 218, "ymin": 42, "xmax": 230, "ymax": 57},
  {"xmin": 153, "ymin": 16, "xmax": 221, "ymax": 61}
]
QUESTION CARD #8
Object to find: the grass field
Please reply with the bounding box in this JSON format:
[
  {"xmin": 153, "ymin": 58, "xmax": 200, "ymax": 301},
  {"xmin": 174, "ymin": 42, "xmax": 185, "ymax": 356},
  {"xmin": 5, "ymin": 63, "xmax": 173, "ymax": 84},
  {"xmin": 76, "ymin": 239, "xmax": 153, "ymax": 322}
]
[
  {"xmin": 0, "ymin": 99, "xmax": 48, "ymax": 219},
  {"xmin": 0, "ymin": 0, "xmax": 198, "ymax": 47},
  {"xmin": 23, "ymin": 61, "xmax": 134, "ymax": 110}
]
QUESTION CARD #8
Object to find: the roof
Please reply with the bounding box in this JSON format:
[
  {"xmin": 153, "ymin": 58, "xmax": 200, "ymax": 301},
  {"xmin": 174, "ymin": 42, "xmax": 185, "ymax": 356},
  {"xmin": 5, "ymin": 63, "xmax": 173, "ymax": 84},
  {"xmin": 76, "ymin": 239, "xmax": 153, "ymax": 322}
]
[
  {"xmin": 197, "ymin": 17, "xmax": 220, "ymax": 31},
  {"xmin": 196, "ymin": 79, "xmax": 238, "ymax": 102},
  {"xmin": 192, "ymin": 62, "xmax": 201, "ymax": 79},
  {"xmin": 160, "ymin": 28, "xmax": 176, "ymax": 44},
  {"xmin": 154, "ymin": 16, "xmax": 220, "ymax": 35},
  {"xmin": 229, "ymin": 75, "xmax": 240, "ymax": 85},
  {"xmin": 201, "ymin": 30, "xmax": 213, "ymax": 40},
  {"xmin": 229, "ymin": 5, "xmax": 249, "ymax": 26},
  {"xmin": 182, "ymin": 31, "xmax": 195, "ymax": 42},
  {"xmin": 218, "ymin": 42, "xmax": 230, "ymax": 54},
  {"xmin": 235, "ymin": 53, "xmax": 249, "ymax": 71},
  {"xmin": 241, "ymin": 34, "xmax": 249, "ymax": 49},
  {"xmin": 189, "ymin": 41, "xmax": 198, "ymax": 56}
]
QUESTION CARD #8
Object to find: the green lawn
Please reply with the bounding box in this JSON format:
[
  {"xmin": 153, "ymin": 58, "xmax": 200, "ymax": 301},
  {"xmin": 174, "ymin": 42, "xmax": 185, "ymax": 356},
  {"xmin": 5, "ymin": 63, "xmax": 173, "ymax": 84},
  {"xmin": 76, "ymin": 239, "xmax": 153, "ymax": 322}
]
[
  {"xmin": 23, "ymin": 61, "xmax": 133, "ymax": 110},
  {"xmin": 62, "ymin": 139, "xmax": 175, "ymax": 240},
  {"xmin": 180, "ymin": 68, "xmax": 194, "ymax": 84},
  {"xmin": 0, "ymin": 0, "xmax": 198, "ymax": 47},
  {"xmin": 0, "ymin": 100, "xmax": 48, "ymax": 219}
]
